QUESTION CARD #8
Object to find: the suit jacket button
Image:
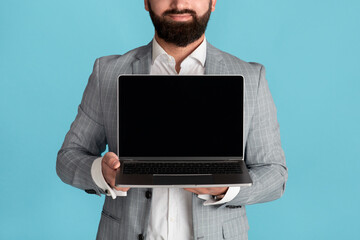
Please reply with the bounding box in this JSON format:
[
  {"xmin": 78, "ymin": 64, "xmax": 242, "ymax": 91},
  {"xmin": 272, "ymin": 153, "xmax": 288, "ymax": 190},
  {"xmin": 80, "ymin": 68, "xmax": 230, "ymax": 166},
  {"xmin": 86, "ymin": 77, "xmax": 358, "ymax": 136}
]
[
  {"xmin": 145, "ymin": 191, "xmax": 152, "ymax": 199},
  {"xmin": 138, "ymin": 234, "xmax": 144, "ymax": 240}
]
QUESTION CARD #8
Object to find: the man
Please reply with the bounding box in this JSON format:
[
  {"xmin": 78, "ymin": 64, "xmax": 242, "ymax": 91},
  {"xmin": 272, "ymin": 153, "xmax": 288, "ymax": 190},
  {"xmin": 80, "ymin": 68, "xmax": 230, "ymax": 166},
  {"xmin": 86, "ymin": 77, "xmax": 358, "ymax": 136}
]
[{"xmin": 57, "ymin": 0, "xmax": 288, "ymax": 239}]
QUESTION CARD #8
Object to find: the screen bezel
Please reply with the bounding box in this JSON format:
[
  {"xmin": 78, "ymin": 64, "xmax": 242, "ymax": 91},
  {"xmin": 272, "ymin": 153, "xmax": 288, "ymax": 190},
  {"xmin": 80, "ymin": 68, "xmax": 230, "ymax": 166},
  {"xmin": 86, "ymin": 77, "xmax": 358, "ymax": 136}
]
[{"xmin": 117, "ymin": 74, "xmax": 244, "ymax": 160}]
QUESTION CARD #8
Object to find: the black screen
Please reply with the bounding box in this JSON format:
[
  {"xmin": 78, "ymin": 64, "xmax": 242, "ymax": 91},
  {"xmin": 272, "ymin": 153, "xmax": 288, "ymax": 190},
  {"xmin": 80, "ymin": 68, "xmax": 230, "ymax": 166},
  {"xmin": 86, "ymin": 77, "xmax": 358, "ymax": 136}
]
[{"xmin": 118, "ymin": 75, "xmax": 243, "ymax": 157}]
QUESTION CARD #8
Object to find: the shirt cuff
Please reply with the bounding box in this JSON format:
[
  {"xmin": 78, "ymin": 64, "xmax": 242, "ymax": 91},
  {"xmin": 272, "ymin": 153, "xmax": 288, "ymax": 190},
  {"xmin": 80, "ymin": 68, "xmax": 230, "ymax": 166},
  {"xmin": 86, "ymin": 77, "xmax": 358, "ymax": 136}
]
[
  {"xmin": 91, "ymin": 157, "xmax": 127, "ymax": 199},
  {"xmin": 197, "ymin": 187, "xmax": 240, "ymax": 206}
]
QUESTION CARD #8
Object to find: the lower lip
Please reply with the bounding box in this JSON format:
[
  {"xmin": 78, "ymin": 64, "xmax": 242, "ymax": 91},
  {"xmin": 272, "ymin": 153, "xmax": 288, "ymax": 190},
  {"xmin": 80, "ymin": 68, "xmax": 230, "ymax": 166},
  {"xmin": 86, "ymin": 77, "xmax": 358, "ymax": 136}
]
[{"xmin": 167, "ymin": 14, "xmax": 192, "ymax": 21}]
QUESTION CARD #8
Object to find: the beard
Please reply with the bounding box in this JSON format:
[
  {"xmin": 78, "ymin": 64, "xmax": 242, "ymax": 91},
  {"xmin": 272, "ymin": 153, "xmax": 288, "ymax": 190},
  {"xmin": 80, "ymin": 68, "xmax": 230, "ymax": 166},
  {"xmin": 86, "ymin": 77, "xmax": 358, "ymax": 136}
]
[{"xmin": 148, "ymin": 0, "xmax": 212, "ymax": 47}]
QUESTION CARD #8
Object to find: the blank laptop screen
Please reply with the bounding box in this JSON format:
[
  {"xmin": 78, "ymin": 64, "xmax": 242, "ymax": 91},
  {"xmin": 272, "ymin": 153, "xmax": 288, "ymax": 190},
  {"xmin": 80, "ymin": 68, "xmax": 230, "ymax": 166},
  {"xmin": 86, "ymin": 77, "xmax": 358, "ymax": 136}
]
[{"xmin": 118, "ymin": 75, "xmax": 243, "ymax": 157}]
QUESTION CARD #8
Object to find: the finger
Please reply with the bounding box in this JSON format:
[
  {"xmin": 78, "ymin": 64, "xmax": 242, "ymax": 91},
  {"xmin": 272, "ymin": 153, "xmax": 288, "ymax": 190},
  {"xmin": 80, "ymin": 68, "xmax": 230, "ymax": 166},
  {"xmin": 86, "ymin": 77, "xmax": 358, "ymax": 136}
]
[
  {"xmin": 112, "ymin": 160, "xmax": 120, "ymax": 169},
  {"xmin": 184, "ymin": 188, "xmax": 198, "ymax": 194},
  {"xmin": 184, "ymin": 187, "xmax": 227, "ymax": 195},
  {"xmin": 184, "ymin": 188, "xmax": 207, "ymax": 195},
  {"xmin": 103, "ymin": 153, "xmax": 120, "ymax": 169},
  {"xmin": 114, "ymin": 186, "xmax": 130, "ymax": 192},
  {"xmin": 207, "ymin": 187, "xmax": 229, "ymax": 196},
  {"xmin": 102, "ymin": 164, "xmax": 117, "ymax": 188},
  {"xmin": 103, "ymin": 167, "xmax": 129, "ymax": 191},
  {"xmin": 104, "ymin": 151, "xmax": 118, "ymax": 159},
  {"xmin": 104, "ymin": 156, "xmax": 119, "ymax": 169}
]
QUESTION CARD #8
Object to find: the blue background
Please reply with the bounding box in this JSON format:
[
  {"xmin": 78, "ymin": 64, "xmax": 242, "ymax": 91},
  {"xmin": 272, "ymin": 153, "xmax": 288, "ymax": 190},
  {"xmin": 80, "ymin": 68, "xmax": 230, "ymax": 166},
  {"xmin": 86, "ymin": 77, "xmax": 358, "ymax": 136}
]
[{"xmin": 1, "ymin": 0, "xmax": 359, "ymax": 239}]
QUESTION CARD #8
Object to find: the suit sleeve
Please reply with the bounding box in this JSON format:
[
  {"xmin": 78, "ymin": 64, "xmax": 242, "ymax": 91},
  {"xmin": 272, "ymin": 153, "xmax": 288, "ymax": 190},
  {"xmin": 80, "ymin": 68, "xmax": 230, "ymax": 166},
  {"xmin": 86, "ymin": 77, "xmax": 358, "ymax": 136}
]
[
  {"xmin": 223, "ymin": 65, "xmax": 288, "ymax": 207},
  {"xmin": 56, "ymin": 58, "xmax": 107, "ymax": 195}
]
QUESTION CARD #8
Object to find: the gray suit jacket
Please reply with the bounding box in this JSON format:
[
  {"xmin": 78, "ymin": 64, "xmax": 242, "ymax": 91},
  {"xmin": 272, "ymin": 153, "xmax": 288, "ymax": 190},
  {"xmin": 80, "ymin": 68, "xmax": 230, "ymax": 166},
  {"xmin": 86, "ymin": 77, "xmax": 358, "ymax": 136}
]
[{"xmin": 57, "ymin": 41, "xmax": 288, "ymax": 240}]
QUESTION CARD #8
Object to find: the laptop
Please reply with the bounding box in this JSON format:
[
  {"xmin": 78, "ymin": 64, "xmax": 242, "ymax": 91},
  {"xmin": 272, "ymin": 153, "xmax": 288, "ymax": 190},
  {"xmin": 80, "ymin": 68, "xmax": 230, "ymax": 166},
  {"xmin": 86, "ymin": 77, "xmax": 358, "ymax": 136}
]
[{"xmin": 115, "ymin": 75, "xmax": 252, "ymax": 188}]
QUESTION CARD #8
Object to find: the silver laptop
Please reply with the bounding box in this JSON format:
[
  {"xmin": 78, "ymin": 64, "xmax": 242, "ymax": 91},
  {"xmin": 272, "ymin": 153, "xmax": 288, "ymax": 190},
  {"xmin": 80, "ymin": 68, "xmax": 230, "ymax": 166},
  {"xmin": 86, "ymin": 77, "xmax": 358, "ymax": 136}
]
[{"xmin": 115, "ymin": 75, "xmax": 252, "ymax": 188}]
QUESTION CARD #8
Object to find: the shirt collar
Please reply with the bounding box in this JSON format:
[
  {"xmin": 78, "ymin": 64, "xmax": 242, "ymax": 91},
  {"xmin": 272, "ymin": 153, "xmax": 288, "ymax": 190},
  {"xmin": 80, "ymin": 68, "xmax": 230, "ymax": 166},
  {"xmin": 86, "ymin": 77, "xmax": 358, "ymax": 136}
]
[{"xmin": 152, "ymin": 37, "xmax": 207, "ymax": 67}]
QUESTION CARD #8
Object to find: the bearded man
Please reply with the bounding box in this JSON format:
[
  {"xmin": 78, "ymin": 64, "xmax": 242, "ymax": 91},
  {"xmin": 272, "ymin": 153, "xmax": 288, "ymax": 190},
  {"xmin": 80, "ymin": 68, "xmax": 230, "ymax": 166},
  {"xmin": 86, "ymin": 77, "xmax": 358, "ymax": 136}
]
[{"xmin": 57, "ymin": 0, "xmax": 288, "ymax": 239}]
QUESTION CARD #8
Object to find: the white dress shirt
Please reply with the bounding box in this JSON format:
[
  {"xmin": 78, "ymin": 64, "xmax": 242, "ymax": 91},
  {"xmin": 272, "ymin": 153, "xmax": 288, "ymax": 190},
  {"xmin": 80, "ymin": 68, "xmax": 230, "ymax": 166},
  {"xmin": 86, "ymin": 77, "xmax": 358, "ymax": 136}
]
[{"xmin": 91, "ymin": 37, "xmax": 240, "ymax": 240}]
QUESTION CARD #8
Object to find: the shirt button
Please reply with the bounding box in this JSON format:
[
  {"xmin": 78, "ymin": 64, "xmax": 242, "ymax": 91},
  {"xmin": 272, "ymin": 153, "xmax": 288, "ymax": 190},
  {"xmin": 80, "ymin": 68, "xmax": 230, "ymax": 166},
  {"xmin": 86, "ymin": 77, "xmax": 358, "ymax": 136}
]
[{"xmin": 145, "ymin": 190, "xmax": 152, "ymax": 199}]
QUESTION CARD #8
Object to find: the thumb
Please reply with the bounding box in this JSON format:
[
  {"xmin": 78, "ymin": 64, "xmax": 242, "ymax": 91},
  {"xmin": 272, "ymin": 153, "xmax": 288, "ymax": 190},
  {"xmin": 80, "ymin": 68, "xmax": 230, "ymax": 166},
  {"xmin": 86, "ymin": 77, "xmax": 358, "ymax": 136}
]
[{"xmin": 103, "ymin": 152, "xmax": 120, "ymax": 169}]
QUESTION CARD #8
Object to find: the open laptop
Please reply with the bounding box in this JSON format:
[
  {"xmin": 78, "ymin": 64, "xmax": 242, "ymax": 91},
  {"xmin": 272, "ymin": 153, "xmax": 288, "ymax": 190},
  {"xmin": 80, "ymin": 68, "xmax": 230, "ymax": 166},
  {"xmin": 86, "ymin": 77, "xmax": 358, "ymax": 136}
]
[{"xmin": 115, "ymin": 75, "xmax": 252, "ymax": 188}]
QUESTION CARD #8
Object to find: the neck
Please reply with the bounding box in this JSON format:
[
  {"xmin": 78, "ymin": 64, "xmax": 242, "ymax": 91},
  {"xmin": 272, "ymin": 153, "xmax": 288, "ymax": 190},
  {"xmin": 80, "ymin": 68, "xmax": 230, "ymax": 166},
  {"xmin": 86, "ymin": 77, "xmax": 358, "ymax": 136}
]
[{"xmin": 155, "ymin": 33, "xmax": 205, "ymax": 73}]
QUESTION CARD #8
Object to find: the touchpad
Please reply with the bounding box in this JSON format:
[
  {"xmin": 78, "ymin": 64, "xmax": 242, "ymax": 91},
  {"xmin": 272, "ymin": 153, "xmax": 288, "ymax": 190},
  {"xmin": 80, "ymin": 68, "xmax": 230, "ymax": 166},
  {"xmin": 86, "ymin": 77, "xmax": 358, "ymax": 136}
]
[{"xmin": 153, "ymin": 175, "xmax": 213, "ymax": 185}]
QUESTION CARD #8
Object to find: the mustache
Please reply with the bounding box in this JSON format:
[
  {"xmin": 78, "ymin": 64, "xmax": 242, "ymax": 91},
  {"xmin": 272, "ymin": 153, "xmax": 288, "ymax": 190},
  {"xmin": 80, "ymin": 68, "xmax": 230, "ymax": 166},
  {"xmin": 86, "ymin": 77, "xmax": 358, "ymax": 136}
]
[{"xmin": 163, "ymin": 9, "xmax": 196, "ymax": 17}]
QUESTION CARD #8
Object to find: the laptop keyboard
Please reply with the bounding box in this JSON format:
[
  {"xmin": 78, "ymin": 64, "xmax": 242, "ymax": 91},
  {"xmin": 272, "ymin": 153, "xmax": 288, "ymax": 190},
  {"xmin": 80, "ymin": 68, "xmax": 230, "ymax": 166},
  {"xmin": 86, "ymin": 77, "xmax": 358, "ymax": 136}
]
[{"xmin": 123, "ymin": 162, "xmax": 242, "ymax": 174}]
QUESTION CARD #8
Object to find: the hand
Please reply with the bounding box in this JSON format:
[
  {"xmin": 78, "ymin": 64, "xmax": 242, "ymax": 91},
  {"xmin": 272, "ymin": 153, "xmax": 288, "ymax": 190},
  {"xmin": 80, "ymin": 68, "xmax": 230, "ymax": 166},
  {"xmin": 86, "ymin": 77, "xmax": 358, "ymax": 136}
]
[
  {"xmin": 102, "ymin": 152, "xmax": 130, "ymax": 192},
  {"xmin": 184, "ymin": 187, "xmax": 229, "ymax": 197}
]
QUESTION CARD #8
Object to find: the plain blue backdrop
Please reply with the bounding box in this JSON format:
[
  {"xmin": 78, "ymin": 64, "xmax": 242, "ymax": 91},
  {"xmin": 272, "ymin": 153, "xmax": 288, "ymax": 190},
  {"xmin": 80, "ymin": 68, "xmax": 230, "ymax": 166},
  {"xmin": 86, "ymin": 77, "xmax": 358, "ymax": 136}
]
[{"xmin": 1, "ymin": 0, "xmax": 359, "ymax": 239}]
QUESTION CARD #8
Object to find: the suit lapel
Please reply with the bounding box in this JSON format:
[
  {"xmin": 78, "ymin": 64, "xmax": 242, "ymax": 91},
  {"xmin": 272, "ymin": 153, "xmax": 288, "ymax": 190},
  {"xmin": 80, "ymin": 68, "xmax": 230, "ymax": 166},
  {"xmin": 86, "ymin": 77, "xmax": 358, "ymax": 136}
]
[
  {"xmin": 205, "ymin": 42, "xmax": 228, "ymax": 74},
  {"xmin": 132, "ymin": 42, "xmax": 152, "ymax": 74}
]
